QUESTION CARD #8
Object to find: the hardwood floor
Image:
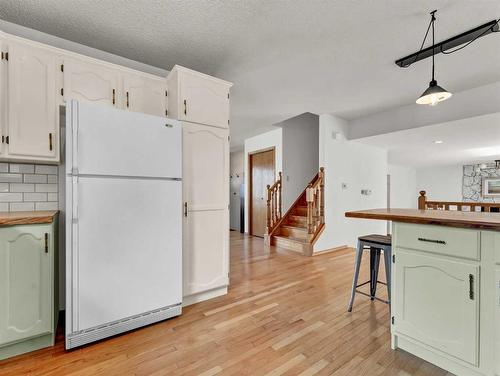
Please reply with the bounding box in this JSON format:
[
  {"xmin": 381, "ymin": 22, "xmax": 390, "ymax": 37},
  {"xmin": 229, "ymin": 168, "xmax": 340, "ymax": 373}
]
[{"xmin": 0, "ymin": 232, "xmax": 449, "ymax": 376}]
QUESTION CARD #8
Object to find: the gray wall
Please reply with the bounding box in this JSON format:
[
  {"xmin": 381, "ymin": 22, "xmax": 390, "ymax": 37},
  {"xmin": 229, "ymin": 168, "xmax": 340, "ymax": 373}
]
[
  {"xmin": 278, "ymin": 113, "xmax": 319, "ymax": 211},
  {"xmin": 230, "ymin": 151, "xmax": 244, "ymax": 231}
]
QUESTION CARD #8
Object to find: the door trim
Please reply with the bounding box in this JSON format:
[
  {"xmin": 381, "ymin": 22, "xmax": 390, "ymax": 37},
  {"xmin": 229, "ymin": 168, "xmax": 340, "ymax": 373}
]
[{"xmin": 248, "ymin": 147, "xmax": 275, "ymax": 237}]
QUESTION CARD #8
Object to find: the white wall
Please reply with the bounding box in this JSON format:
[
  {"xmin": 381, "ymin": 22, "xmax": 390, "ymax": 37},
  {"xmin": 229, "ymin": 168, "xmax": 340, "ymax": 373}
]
[
  {"xmin": 388, "ymin": 164, "xmax": 417, "ymax": 209},
  {"xmin": 315, "ymin": 114, "xmax": 387, "ymax": 251},
  {"xmin": 279, "ymin": 113, "xmax": 319, "ymax": 210},
  {"xmin": 415, "ymin": 164, "xmax": 463, "ymax": 201},
  {"xmin": 230, "ymin": 151, "xmax": 244, "ymax": 231},
  {"xmin": 243, "ymin": 128, "xmax": 283, "ymax": 233}
]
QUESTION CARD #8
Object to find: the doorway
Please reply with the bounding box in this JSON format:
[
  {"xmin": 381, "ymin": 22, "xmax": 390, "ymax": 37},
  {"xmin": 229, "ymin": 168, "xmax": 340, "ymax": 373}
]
[{"xmin": 249, "ymin": 148, "xmax": 275, "ymax": 237}]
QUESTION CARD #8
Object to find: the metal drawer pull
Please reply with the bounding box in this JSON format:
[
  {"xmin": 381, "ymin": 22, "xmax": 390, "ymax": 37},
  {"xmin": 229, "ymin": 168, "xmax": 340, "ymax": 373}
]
[
  {"xmin": 417, "ymin": 237, "xmax": 446, "ymax": 245},
  {"xmin": 469, "ymin": 274, "xmax": 474, "ymax": 300}
]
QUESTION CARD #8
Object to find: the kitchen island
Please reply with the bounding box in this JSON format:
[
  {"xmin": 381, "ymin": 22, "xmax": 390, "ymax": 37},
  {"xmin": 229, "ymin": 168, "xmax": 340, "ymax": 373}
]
[{"xmin": 345, "ymin": 209, "xmax": 500, "ymax": 376}]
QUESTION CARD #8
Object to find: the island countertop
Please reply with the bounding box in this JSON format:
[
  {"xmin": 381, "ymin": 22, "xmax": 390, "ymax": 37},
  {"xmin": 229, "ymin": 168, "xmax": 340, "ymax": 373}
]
[
  {"xmin": 345, "ymin": 208, "xmax": 500, "ymax": 230},
  {"xmin": 0, "ymin": 211, "xmax": 59, "ymax": 226}
]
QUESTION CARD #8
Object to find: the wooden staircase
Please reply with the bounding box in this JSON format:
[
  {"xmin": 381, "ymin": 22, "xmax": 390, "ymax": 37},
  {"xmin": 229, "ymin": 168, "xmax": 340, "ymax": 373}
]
[{"xmin": 264, "ymin": 168, "xmax": 325, "ymax": 256}]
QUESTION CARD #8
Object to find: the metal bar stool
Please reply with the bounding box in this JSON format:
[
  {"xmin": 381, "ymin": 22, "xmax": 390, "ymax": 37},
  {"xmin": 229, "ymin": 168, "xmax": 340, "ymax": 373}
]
[{"xmin": 347, "ymin": 234, "xmax": 392, "ymax": 312}]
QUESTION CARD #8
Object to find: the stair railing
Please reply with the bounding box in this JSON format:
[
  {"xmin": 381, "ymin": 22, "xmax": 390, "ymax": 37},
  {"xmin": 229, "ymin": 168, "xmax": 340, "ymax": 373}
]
[
  {"xmin": 306, "ymin": 167, "xmax": 325, "ymax": 234},
  {"xmin": 265, "ymin": 172, "xmax": 282, "ymax": 235},
  {"xmin": 418, "ymin": 190, "xmax": 500, "ymax": 212}
]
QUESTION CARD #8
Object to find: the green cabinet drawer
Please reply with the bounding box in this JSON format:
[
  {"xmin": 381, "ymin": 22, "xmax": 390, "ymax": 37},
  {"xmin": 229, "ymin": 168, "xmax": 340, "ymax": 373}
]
[{"xmin": 394, "ymin": 222, "xmax": 480, "ymax": 260}]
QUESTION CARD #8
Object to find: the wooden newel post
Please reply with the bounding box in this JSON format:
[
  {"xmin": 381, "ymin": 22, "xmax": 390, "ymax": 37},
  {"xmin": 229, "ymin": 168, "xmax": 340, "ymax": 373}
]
[
  {"xmin": 278, "ymin": 172, "xmax": 282, "ymax": 219},
  {"xmin": 306, "ymin": 184, "xmax": 313, "ymax": 234},
  {"xmin": 418, "ymin": 191, "xmax": 427, "ymax": 210},
  {"xmin": 319, "ymin": 167, "xmax": 324, "ymax": 223},
  {"xmin": 266, "ymin": 184, "xmax": 271, "ymax": 234}
]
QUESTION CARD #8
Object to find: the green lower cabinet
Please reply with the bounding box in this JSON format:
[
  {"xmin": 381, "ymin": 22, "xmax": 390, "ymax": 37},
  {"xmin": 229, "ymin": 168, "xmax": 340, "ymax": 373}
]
[{"xmin": 0, "ymin": 220, "xmax": 58, "ymax": 360}]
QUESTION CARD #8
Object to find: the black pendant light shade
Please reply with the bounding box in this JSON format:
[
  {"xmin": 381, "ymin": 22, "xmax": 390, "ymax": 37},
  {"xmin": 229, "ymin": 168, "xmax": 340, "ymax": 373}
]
[
  {"xmin": 416, "ymin": 79, "xmax": 452, "ymax": 105},
  {"xmin": 415, "ymin": 11, "xmax": 452, "ymax": 106}
]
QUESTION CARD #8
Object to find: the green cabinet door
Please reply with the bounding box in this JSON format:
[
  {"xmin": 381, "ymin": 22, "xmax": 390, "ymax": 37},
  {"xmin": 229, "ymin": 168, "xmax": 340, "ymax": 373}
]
[{"xmin": 0, "ymin": 224, "xmax": 53, "ymax": 345}]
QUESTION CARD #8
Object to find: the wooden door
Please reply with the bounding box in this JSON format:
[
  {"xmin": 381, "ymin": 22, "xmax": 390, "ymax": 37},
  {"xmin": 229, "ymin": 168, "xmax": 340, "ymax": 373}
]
[
  {"xmin": 249, "ymin": 149, "xmax": 275, "ymax": 237},
  {"xmin": 64, "ymin": 58, "xmax": 119, "ymax": 108},
  {"xmin": 7, "ymin": 41, "xmax": 58, "ymax": 161},
  {"xmin": 179, "ymin": 70, "xmax": 230, "ymax": 128},
  {"xmin": 0, "ymin": 224, "xmax": 53, "ymax": 345},
  {"xmin": 182, "ymin": 122, "xmax": 229, "ymax": 296},
  {"xmin": 394, "ymin": 249, "xmax": 479, "ymax": 366},
  {"xmin": 123, "ymin": 73, "xmax": 167, "ymax": 117}
]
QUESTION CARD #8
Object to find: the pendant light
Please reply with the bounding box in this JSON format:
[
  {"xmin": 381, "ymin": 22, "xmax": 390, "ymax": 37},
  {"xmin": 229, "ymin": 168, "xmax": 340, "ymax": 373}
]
[{"xmin": 416, "ymin": 11, "xmax": 452, "ymax": 106}]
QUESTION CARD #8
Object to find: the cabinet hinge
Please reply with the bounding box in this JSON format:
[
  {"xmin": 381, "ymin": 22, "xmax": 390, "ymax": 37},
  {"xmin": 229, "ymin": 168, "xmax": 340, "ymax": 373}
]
[
  {"xmin": 4, "ymin": 52, "xmax": 8, "ymax": 61},
  {"xmin": 44, "ymin": 233, "xmax": 49, "ymax": 253},
  {"xmin": 112, "ymin": 89, "xmax": 116, "ymax": 105},
  {"xmin": 165, "ymin": 109, "xmax": 168, "ymax": 116},
  {"xmin": 126, "ymin": 91, "xmax": 129, "ymax": 108},
  {"xmin": 1, "ymin": 136, "xmax": 3, "ymax": 143},
  {"xmin": 49, "ymin": 133, "xmax": 53, "ymax": 151},
  {"xmin": 227, "ymin": 93, "xmax": 230, "ymax": 99},
  {"xmin": 392, "ymin": 254, "xmax": 395, "ymax": 263},
  {"xmin": 60, "ymin": 88, "xmax": 64, "ymax": 96},
  {"xmin": 1, "ymin": 52, "xmax": 3, "ymax": 60},
  {"xmin": 228, "ymin": 119, "xmax": 230, "ymax": 125},
  {"xmin": 228, "ymin": 135, "xmax": 230, "ymax": 142},
  {"xmin": 391, "ymin": 316, "xmax": 395, "ymax": 325},
  {"xmin": 5, "ymin": 136, "xmax": 9, "ymax": 145},
  {"xmin": 60, "ymin": 64, "xmax": 64, "ymax": 72},
  {"xmin": 165, "ymin": 90, "xmax": 168, "ymax": 97}
]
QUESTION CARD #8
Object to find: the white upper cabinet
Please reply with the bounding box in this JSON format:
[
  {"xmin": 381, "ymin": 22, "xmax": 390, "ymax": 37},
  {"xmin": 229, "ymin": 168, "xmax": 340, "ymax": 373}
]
[
  {"xmin": 123, "ymin": 72, "xmax": 167, "ymax": 117},
  {"xmin": 5, "ymin": 40, "xmax": 58, "ymax": 162},
  {"xmin": 0, "ymin": 36, "xmax": 6, "ymax": 158},
  {"xmin": 63, "ymin": 58, "xmax": 119, "ymax": 108},
  {"xmin": 167, "ymin": 65, "xmax": 232, "ymax": 128}
]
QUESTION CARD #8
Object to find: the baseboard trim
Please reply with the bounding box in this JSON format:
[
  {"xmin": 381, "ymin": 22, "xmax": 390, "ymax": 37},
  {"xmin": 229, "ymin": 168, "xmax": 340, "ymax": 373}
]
[
  {"xmin": 312, "ymin": 245, "xmax": 349, "ymax": 256},
  {"xmin": 183, "ymin": 286, "xmax": 228, "ymax": 307}
]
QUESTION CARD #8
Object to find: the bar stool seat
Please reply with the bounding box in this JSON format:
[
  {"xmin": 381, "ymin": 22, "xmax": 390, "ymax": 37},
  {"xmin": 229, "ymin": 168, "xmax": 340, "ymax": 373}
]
[{"xmin": 347, "ymin": 234, "xmax": 392, "ymax": 312}]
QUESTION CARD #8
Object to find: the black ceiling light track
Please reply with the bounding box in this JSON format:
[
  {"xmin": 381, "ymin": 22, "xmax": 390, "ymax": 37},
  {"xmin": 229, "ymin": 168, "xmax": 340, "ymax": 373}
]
[{"xmin": 396, "ymin": 19, "xmax": 499, "ymax": 68}]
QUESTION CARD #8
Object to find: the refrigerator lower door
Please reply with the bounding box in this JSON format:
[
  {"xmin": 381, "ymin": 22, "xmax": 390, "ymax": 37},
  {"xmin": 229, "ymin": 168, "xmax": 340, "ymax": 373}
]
[{"xmin": 66, "ymin": 176, "xmax": 182, "ymax": 346}]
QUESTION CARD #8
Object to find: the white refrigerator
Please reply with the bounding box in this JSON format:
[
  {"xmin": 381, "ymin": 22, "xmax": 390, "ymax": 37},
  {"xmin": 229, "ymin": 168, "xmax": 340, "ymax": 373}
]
[{"xmin": 65, "ymin": 100, "xmax": 182, "ymax": 349}]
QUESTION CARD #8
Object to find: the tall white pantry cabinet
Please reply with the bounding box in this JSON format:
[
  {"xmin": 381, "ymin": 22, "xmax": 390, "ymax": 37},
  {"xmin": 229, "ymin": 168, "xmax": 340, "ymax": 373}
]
[
  {"xmin": 167, "ymin": 65, "xmax": 232, "ymax": 305},
  {"xmin": 0, "ymin": 29, "xmax": 233, "ymax": 306}
]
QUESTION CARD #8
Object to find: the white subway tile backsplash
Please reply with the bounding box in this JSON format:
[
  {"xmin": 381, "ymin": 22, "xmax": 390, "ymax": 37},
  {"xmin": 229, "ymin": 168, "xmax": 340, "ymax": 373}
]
[
  {"xmin": 9, "ymin": 164, "xmax": 35, "ymax": 174},
  {"xmin": 10, "ymin": 202, "xmax": 35, "ymax": 211},
  {"xmin": 35, "ymin": 165, "xmax": 58, "ymax": 175},
  {"xmin": 0, "ymin": 163, "xmax": 59, "ymax": 212},
  {"xmin": 47, "ymin": 193, "xmax": 58, "ymax": 201},
  {"xmin": 10, "ymin": 183, "xmax": 35, "ymax": 193},
  {"xmin": 0, "ymin": 173, "xmax": 23, "ymax": 183},
  {"xmin": 24, "ymin": 193, "xmax": 48, "ymax": 202},
  {"xmin": 0, "ymin": 193, "xmax": 23, "ymax": 202},
  {"xmin": 36, "ymin": 184, "xmax": 58, "ymax": 193},
  {"xmin": 35, "ymin": 202, "xmax": 58, "ymax": 211},
  {"xmin": 24, "ymin": 174, "xmax": 48, "ymax": 183}
]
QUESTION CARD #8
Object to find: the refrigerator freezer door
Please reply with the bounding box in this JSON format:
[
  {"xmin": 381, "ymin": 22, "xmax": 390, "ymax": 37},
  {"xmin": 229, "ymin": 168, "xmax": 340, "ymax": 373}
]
[
  {"xmin": 66, "ymin": 176, "xmax": 182, "ymax": 332},
  {"xmin": 66, "ymin": 100, "xmax": 181, "ymax": 178}
]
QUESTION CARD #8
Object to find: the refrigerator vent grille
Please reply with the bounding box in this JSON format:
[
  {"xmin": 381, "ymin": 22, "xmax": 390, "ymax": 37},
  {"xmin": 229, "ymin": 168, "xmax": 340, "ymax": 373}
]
[{"xmin": 66, "ymin": 304, "xmax": 182, "ymax": 349}]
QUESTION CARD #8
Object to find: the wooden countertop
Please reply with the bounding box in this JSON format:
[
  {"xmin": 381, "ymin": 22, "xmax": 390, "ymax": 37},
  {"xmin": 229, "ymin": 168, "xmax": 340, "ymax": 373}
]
[
  {"xmin": 0, "ymin": 211, "xmax": 58, "ymax": 226},
  {"xmin": 345, "ymin": 208, "xmax": 500, "ymax": 230}
]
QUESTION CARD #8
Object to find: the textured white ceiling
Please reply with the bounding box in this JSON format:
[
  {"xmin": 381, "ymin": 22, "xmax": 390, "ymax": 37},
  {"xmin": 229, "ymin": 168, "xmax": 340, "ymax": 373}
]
[
  {"xmin": 1, "ymin": 0, "xmax": 499, "ymax": 148},
  {"xmin": 357, "ymin": 112, "xmax": 500, "ymax": 167}
]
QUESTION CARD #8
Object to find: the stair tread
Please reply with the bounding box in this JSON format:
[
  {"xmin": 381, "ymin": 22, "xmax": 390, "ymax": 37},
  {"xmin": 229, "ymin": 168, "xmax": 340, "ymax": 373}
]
[
  {"xmin": 282, "ymin": 224, "xmax": 307, "ymax": 230},
  {"xmin": 273, "ymin": 234, "xmax": 309, "ymax": 244}
]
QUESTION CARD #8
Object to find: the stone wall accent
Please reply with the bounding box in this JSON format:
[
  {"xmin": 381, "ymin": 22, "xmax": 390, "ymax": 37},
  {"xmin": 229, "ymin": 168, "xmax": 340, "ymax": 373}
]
[{"xmin": 463, "ymin": 163, "xmax": 500, "ymax": 203}]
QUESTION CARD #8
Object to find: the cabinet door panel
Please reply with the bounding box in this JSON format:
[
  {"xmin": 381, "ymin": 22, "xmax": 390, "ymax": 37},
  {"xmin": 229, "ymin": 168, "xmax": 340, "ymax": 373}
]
[
  {"xmin": 394, "ymin": 249, "xmax": 479, "ymax": 365},
  {"xmin": 124, "ymin": 74, "xmax": 166, "ymax": 117},
  {"xmin": 0, "ymin": 38, "xmax": 5, "ymax": 157},
  {"xmin": 64, "ymin": 59, "xmax": 119, "ymax": 107},
  {"xmin": 496, "ymin": 269, "xmax": 500, "ymax": 375},
  {"xmin": 180, "ymin": 72, "xmax": 229, "ymax": 128},
  {"xmin": 0, "ymin": 225, "xmax": 52, "ymax": 345},
  {"xmin": 7, "ymin": 42, "xmax": 57, "ymax": 159},
  {"xmin": 182, "ymin": 123, "xmax": 229, "ymax": 296}
]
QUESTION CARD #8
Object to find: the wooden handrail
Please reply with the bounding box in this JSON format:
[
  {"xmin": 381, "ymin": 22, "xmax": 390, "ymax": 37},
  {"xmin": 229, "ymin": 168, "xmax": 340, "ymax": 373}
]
[
  {"xmin": 306, "ymin": 167, "xmax": 325, "ymax": 234},
  {"xmin": 418, "ymin": 190, "xmax": 500, "ymax": 212},
  {"xmin": 266, "ymin": 172, "xmax": 282, "ymax": 235}
]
